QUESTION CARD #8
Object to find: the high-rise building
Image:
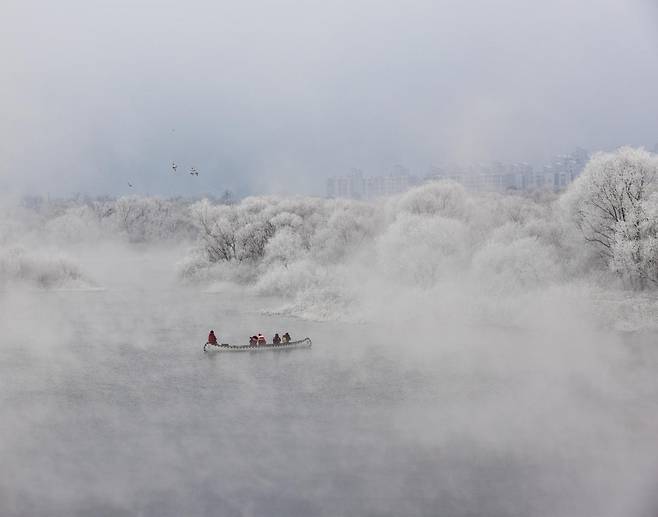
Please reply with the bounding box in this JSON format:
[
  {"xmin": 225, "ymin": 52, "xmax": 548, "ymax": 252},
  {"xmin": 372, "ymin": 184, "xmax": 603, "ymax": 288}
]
[
  {"xmin": 327, "ymin": 168, "xmax": 416, "ymax": 199},
  {"xmin": 326, "ymin": 177, "xmax": 336, "ymax": 198},
  {"xmin": 327, "ymin": 169, "xmax": 365, "ymax": 199},
  {"xmin": 326, "ymin": 149, "xmax": 591, "ymax": 198}
]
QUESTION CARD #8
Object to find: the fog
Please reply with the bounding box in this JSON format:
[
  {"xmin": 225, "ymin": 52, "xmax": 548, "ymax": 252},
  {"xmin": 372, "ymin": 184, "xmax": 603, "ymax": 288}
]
[
  {"xmin": 2, "ymin": 0, "xmax": 658, "ymax": 196},
  {"xmin": 2, "ymin": 2, "xmax": 658, "ymax": 515},
  {"xmin": 2, "ymin": 176, "xmax": 658, "ymax": 515}
]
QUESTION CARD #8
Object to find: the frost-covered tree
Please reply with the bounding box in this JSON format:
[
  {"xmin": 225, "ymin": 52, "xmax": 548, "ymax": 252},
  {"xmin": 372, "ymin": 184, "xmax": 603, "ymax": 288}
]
[
  {"xmin": 107, "ymin": 196, "xmax": 194, "ymax": 243},
  {"xmin": 44, "ymin": 204, "xmax": 102, "ymax": 243},
  {"xmin": 609, "ymin": 191, "xmax": 658, "ymax": 287},
  {"xmin": 191, "ymin": 201, "xmax": 240, "ymax": 262},
  {"xmin": 397, "ymin": 180, "xmax": 470, "ymax": 220},
  {"xmin": 0, "ymin": 246, "xmax": 92, "ymax": 289},
  {"xmin": 236, "ymin": 220, "xmax": 276, "ymax": 261},
  {"xmin": 376, "ymin": 213, "xmax": 468, "ymax": 286},
  {"xmin": 262, "ymin": 227, "xmax": 305, "ymax": 266},
  {"xmin": 562, "ymin": 147, "xmax": 658, "ymax": 288},
  {"xmin": 472, "ymin": 236, "xmax": 561, "ymax": 291},
  {"xmin": 310, "ymin": 200, "xmax": 381, "ymax": 263},
  {"xmin": 191, "ymin": 199, "xmax": 279, "ymax": 263}
]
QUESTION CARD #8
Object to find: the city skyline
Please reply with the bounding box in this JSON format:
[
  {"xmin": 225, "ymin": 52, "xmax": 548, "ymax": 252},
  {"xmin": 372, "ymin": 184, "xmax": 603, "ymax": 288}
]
[{"xmin": 327, "ymin": 147, "xmax": 597, "ymax": 199}]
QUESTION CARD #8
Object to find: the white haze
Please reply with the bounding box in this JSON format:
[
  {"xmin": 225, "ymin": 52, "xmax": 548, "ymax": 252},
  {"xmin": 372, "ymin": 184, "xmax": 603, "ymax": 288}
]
[
  {"xmin": 1, "ymin": 178, "xmax": 658, "ymax": 515},
  {"xmin": 1, "ymin": 0, "xmax": 658, "ymax": 196},
  {"xmin": 2, "ymin": 1, "xmax": 658, "ymax": 514}
]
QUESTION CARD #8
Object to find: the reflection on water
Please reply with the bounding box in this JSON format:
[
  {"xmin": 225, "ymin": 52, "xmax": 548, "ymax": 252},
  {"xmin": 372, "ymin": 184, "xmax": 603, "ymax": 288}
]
[{"xmin": 1, "ymin": 287, "xmax": 658, "ymax": 517}]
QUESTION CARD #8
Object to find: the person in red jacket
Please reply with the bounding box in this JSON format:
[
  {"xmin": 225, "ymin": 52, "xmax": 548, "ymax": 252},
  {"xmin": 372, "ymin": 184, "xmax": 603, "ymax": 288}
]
[{"xmin": 207, "ymin": 330, "xmax": 218, "ymax": 346}]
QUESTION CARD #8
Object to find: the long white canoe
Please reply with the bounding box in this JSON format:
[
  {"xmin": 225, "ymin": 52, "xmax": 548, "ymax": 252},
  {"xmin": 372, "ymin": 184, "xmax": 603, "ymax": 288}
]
[{"xmin": 203, "ymin": 338, "xmax": 312, "ymax": 352}]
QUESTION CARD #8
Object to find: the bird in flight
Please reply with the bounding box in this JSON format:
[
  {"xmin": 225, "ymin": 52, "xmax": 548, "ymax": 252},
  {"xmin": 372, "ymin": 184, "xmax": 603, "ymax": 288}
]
[
  {"xmin": 172, "ymin": 161, "xmax": 178, "ymax": 173},
  {"xmin": 190, "ymin": 167, "xmax": 199, "ymax": 176},
  {"xmin": 128, "ymin": 182, "xmax": 134, "ymax": 188}
]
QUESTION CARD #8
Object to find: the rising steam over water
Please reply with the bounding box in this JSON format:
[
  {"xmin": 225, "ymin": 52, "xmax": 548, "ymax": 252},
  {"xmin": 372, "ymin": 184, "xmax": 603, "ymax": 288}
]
[{"xmin": 1, "ymin": 180, "xmax": 658, "ymax": 516}]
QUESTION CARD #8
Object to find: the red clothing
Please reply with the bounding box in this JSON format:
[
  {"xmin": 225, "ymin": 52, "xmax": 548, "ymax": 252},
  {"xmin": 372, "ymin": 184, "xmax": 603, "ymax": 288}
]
[{"xmin": 208, "ymin": 332, "xmax": 217, "ymax": 344}]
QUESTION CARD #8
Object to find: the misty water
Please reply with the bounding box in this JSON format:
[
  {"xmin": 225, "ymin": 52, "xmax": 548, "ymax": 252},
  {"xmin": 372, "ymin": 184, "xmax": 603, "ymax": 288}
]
[
  {"xmin": 5, "ymin": 0, "xmax": 658, "ymax": 513},
  {"xmin": 2, "ymin": 250, "xmax": 658, "ymax": 517}
]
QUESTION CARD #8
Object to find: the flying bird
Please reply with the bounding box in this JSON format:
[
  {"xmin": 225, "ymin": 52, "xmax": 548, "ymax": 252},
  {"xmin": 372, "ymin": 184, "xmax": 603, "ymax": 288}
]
[
  {"xmin": 172, "ymin": 161, "xmax": 178, "ymax": 173},
  {"xmin": 190, "ymin": 167, "xmax": 199, "ymax": 176},
  {"xmin": 128, "ymin": 182, "xmax": 134, "ymax": 188}
]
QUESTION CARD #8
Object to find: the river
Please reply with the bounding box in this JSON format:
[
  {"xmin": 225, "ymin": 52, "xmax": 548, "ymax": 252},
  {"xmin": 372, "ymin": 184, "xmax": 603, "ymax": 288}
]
[{"xmin": 1, "ymin": 250, "xmax": 657, "ymax": 516}]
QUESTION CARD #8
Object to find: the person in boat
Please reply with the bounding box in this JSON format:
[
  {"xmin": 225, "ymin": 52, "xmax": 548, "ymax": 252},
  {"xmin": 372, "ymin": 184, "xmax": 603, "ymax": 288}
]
[
  {"xmin": 207, "ymin": 330, "xmax": 218, "ymax": 346},
  {"xmin": 272, "ymin": 333, "xmax": 281, "ymax": 345},
  {"xmin": 257, "ymin": 333, "xmax": 267, "ymax": 345},
  {"xmin": 282, "ymin": 332, "xmax": 291, "ymax": 343},
  {"xmin": 249, "ymin": 335, "xmax": 258, "ymax": 346}
]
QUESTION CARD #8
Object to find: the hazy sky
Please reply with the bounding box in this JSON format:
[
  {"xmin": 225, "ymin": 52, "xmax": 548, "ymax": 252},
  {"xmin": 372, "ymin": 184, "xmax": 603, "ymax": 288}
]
[{"xmin": 1, "ymin": 0, "xmax": 657, "ymax": 197}]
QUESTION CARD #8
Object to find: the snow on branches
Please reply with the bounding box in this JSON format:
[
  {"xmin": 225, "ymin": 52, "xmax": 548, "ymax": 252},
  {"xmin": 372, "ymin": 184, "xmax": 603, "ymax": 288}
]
[{"xmin": 562, "ymin": 146, "xmax": 658, "ymax": 288}]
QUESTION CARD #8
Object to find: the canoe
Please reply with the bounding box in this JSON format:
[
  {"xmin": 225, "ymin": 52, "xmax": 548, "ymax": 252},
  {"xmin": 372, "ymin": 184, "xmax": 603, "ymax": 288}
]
[{"xmin": 203, "ymin": 337, "xmax": 312, "ymax": 352}]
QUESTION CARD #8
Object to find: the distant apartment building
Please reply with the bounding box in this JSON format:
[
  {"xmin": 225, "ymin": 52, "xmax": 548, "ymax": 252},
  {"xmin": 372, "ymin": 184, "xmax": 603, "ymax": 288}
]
[
  {"xmin": 426, "ymin": 161, "xmax": 533, "ymax": 192},
  {"xmin": 327, "ymin": 167, "xmax": 418, "ymax": 199},
  {"xmin": 326, "ymin": 149, "xmax": 590, "ymax": 199},
  {"xmin": 431, "ymin": 149, "xmax": 588, "ymax": 193},
  {"xmin": 426, "ymin": 165, "xmax": 466, "ymax": 185},
  {"xmin": 326, "ymin": 169, "xmax": 365, "ymax": 199}
]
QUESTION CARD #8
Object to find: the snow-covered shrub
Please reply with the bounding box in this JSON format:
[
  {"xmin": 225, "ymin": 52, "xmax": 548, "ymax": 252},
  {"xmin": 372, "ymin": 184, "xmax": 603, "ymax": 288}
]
[
  {"xmin": 397, "ymin": 181, "xmax": 470, "ymax": 220},
  {"xmin": 11, "ymin": 196, "xmax": 196, "ymax": 245},
  {"xmin": 0, "ymin": 218, "xmax": 26, "ymax": 247},
  {"xmin": 177, "ymin": 250, "xmax": 258, "ymax": 284},
  {"xmin": 281, "ymin": 283, "xmax": 358, "ymax": 321},
  {"xmin": 262, "ymin": 227, "xmax": 306, "ymax": 266},
  {"xmin": 0, "ymin": 247, "xmax": 93, "ymax": 289},
  {"xmin": 253, "ymin": 259, "xmax": 324, "ymax": 297},
  {"xmin": 472, "ymin": 237, "xmax": 561, "ymax": 292},
  {"xmin": 376, "ymin": 213, "xmax": 469, "ymax": 286},
  {"xmin": 267, "ymin": 267, "xmax": 359, "ymax": 322},
  {"xmin": 110, "ymin": 196, "xmax": 195, "ymax": 243},
  {"xmin": 310, "ymin": 200, "xmax": 381, "ymax": 263},
  {"xmin": 44, "ymin": 205, "xmax": 102, "ymax": 243},
  {"xmin": 177, "ymin": 249, "xmax": 215, "ymax": 281}
]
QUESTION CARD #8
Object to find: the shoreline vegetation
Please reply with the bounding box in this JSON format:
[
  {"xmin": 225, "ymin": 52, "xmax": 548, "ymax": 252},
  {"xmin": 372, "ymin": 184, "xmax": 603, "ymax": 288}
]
[{"xmin": 3, "ymin": 147, "xmax": 658, "ymax": 332}]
